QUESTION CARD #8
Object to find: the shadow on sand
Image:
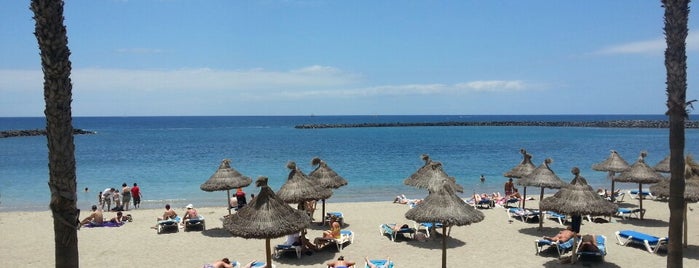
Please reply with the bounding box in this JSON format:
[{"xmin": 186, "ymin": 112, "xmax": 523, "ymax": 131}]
[
  {"xmin": 201, "ymin": 227, "xmax": 234, "ymax": 238},
  {"xmin": 404, "ymin": 232, "xmax": 466, "ymax": 249}
]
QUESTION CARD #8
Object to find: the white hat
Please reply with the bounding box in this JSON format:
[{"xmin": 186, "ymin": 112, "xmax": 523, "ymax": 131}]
[{"xmin": 186, "ymin": 204, "xmax": 193, "ymax": 209}]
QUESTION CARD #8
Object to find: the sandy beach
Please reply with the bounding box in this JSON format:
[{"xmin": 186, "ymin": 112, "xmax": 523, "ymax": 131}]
[{"xmin": 1, "ymin": 194, "xmax": 698, "ymax": 267}]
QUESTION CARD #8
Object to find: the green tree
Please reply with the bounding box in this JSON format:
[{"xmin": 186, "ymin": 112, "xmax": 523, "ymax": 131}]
[
  {"xmin": 31, "ymin": 0, "xmax": 79, "ymax": 267},
  {"xmin": 662, "ymin": 0, "xmax": 691, "ymax": 267}
]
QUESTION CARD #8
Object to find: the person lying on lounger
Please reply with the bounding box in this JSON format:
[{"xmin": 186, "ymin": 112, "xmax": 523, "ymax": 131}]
[
  {"xmin": 579, "ymin": 234, "xmax": 599, "ymax": 252},
  {"xmin": 365, "ymin": 257, "xmax": 391, "ymax": 268},
  {"xmin": 314, "ymin": 219, "xmax": 341, "ymax": 248},
  {"xmin": 543, "ymin": 226, "xmax": 575, "ymax": 243},
  {"xmin": 326, "ymin": 256, "xmax": 355, "ymax": 268}
]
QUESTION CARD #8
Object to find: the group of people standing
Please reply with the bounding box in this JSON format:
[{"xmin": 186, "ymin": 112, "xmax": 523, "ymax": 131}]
[{"xmin": 99, "ymin": 182, "xmax": 142, "ymax": 211}]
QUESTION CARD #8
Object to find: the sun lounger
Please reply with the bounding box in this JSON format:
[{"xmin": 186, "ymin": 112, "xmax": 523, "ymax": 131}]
[
  {"xmin": 329, "ymin": 230, "xmax": 354, "ymax": 251},
  {"xmin": 379, "ymin": 223, "xmax": 416, "ymax": 241},
  {"xmin": 615, "ymin": 208, "xmax": 645, "ymax": 220},
  {"xmin": 325, "ymin": 211, "xmax": 345, "ymax": 226},
  {"xmin": 628, "ymin": 190, "xmax": 655, "ymax": 200},
  {"xmin": 183, "ymin": 215, "xmax": 205, "ymax": 231},
  {"xmin": 365, "ymin": 259, "xmax": 394, "ymax": 268},
  {"xmin": 156, "ymin": 216, "xmax": 181, "ymax": 234},
  {"xmin": 545, "ymin": 211, "xmax": 567, "ymax": 225},
  {"xmin": 577, "ymin": 235, "xmax": 607, "ymax": 258},
  {"xmin": 534, "ymin": 237, "xmax": 575, "ymax": 258},
  {"xmin": 504, "ymin": 198, "xmax": 520, "ymax": 207},
  {"xmin": 615, "ymin": 230, "xmax": 668, "ymax": 254},
  {"xmin": 507, "ymin": 207, "xmax": 540, "ymax": 223},
  {"xmin": 414, "ymin": 222, "xmax": 450, "ymax": 238},
  {"xmin": 273, "ymin": 243, "xmax": 302, "ymax": 259}
]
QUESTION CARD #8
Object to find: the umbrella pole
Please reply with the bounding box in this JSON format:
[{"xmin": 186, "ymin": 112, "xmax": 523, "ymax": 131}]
[
  {"xmin": 227, "ymin": 189, "xmax": 231, "ymax": 215},
  {"xmin": 266, "ymin": 238, "xmax": 272, "ymax": 268},
  {"xmin": 684, "ymin": 201, "xmax": 688, "ymax": 248},
  {"xmin": 538, "ymin": 188, "xmax": 544, "ymax": 230},
  {"xmin": 322, "ymin": 199, "xmax": 326, "ymax": 225},
  {"xmin": 442, "ymin": 225, "xmax": 447, "ymax": 268},
  {"xmin": 609, "ymin": 172, "xmax": 616, "ymax": 202},
  {"xmin": 522, "ymin": 186, "xmax": 528, "ymax": 209},
  {"xmin": 638, "ymin": 183, "xmax": 644, "ymax": 220}
]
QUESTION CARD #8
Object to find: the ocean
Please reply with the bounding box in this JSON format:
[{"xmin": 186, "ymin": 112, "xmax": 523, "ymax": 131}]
[{"xmin": 1, "ymin": 115, "xmax": 696, "ymax": 212}]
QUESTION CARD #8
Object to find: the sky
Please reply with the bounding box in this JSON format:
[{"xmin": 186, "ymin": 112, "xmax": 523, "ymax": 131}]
[{"xmin": 1, "ymin": 0, "xmax": 698, "ymax": 117}]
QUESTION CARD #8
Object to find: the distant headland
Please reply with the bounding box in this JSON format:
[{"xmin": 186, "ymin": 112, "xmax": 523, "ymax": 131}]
[
  {"xmin": 295, "ymin": 120, "xmax": 699, "ymax": 129},
  {"xmin": 0, "ymin": 129, "xmax": 96, "ymax": 138}
]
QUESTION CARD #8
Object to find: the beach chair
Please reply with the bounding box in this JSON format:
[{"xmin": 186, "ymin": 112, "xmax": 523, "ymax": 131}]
[
  {"xmin": 156, "ymin": 216, "xmax": 181, "ymax": 234},
  {"xmin": 329, "ymin": 230, "xmax": 354, "ymax": 251},
  {"xmin": 507, "ymin": 207, "xmax": 540, "ymax": 223},
  {"xmin": 576, "ymin": 235, "xmax": 607, "ymax": 259},
  {"xmin": 615, "ymin": 208, "xmax": 645, "ymax": 220},
  {"xmin": 414, "ymin": 222, "xmax": 451, "ymax": 238},
  {"xmin": 325, "ymin": 211, "xmax": 345, "ymax": 226},
  {"xmin": 505, "ymin": 197, "xmax": 520, "ymax": 208},
  {"xmin": 183, "ymin": 215, "xmax": 205, "ymax": 231},
  {"xmin": 615, "ymin": 230, "xmax": 668, "ymax": 254},
  {"xmin": 273, "ymin": 243, "xmax": 302, "ymax": 259},
  {"xmin": 365, "ymin": 259, "xmax": 394, "ymax": 268},
  {"xmin": 545, "ymin": 211, "xmax": 567, "ymax": 225},
  {"xmin": 379, "ymin": 223, "xmax": 415, "ymax": 241},
  {"xmin": 534, "ymin": 237, "xmax": 575, "ymax": 258},
  {"xmin": 628, "ymin": 190, "xmax": 655, "ymax": 200}
]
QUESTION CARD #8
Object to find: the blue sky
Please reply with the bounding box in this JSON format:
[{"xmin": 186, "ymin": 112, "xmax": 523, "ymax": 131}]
[{"xmin": 1, "ymin": 0, "xmax": 698, "ymax": 116}]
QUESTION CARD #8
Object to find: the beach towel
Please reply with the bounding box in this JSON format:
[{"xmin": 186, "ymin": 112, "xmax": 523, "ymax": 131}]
[{"xmin": 84, "ymin": 221, "xmax": 125, "ymax": 228}]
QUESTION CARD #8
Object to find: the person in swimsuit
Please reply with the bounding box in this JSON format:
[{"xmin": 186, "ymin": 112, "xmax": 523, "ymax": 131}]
[
  {"xmin": 202, "ymin": 258, "xmax": 234, "ymax": 268},
  {"xmin": 543, "ymin": 226, "xmax": 576, "ymax": 243},
  {"xmin": 504, "ymin": 178, "xmax": 515, "ymax": 196},
  {"xmin": 365, "ymin": 257, "xmax": 391, "ymax": 268},
  {"xmin": 579, "ymin": 234, "xmax": 599, "ymax": 252},
  {"xmin": 121, "ymin": 183, "xmax": 132, "ymax": 211},
  {"xmin": 315, "ymin": 220, "xmax": 341, "ymax": 247},
  {"xmin": 80, "ymin": 205, "xmax": 104, "ymax": 227},
  {"xmin": 326, "ymin": 256, "xmax": 355, "ymax": 268}
]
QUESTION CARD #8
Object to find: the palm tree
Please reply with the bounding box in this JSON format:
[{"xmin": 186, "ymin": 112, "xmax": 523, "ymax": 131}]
[
  {"xmin": 31, "ymin": 1, "xmax": 79, "ymax": 267},
  {"xmin": 662, "ymin": 0, "xmax": 691, "ymax": 267}
]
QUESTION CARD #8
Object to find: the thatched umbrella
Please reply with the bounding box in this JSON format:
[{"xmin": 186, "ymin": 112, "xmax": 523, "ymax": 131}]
[
  {"xmin": 276, "ymin": 161, "xmax": 333, "ymax": 212},
  {"xmin": 308, "ymin": 157, "xmax": 348, "ymax": 225},
  {"xmin": 504, "ymin": 149, "xmax": 536, "ymax": 208},
  {"xmin": 517, "ymin": 158, "xmax": 568, "ymax": 229},
  {"xmin": 223, "ymin": 177, "xmax": 310, "ymax": 267},
  {"xmin": 615, "ymin": 152, "xmax": 664, "ymax": 220},
  {"xmin": 405, "ymin": 178, "xmax": 485, "ymax": 268},
  {"xmin": 540, "ymin": 167, "xmax": 618, "ymax": 263},
  {"xmin": 404, "ymin": 154, "xmax": 464, "ymax": 193},
  {"xmin": 200, "ymin": 159, "xmax": 252, "ymax": 215},
  {"xmin": 653, "ymin": 155, "xmax": 671, "ymax": 173},
  {"xmin": 650, "ymin": 156, "xmax": 699, "ymax": 247},
  {"xmin": 592, "ymin": 150, "xmax": 631, "ymax": 202}
]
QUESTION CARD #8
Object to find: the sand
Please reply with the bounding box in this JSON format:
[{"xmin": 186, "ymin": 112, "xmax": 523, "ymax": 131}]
[{"xmin": 1, "ymin": 194, "xmax": 698, "ymax": 267}]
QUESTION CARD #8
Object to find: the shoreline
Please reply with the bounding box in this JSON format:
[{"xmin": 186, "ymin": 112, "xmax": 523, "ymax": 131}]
[{"xmin": 1, "ymin": 198, "xmax": 697, "ymax": 267}]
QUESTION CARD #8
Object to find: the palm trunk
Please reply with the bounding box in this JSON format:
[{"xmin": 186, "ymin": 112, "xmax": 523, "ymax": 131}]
[
  {"xmin": 31, "ymin": 1, "xmax": 79, "ymax": 267},
  {"xmin": 662, "ymin": 0, "xmax": 690, "ymax": 266}
]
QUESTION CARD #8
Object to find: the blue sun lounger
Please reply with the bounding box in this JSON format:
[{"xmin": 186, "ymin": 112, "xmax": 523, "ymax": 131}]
[
  {"xmin": 365, "ymin": 259, "xmax": 394, "ymax": 268},
  {"xmin": 534, "ymin": 237, "xmax": 575, "ymax": 258},
  {"xmin": 577, "ymin": 235, "xmax": 607, "ymax": 258},
  {"xmin": 156, "ymin": 216, "xmax": 181, "ymax": 234},
  {"xmin": 615, "ymin": 208, "xmax": 645, "ymax": 220},
  {"xmin": 629, "ymin": 190, "xmax": 655, "ymax": 200},
  {"xmin": 615, "ymin": 230, "xmax": 668, "ymax": 254},
  {"xmin": 379, "ymin": 223, "xmax": 416, "ymax": 241}
]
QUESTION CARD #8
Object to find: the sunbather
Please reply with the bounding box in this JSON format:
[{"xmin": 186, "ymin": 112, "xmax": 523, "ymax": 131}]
[
  {"xmin": 108, "ymin": 211, "xmax": 127, "ymax": 224},
  {"xmin": 579, "ymin": 234, "xmax": 599, "ymax": 252},
  {"xmin": 315, "ymin": 220, "xmax": 341, "ymax": 247},
  {"xmin": 80, "ymin": 205, "xmax": 104, "ymax": 226},
  {"xmin": 157, "ymin": 204, "xmax": 177, "ymax": 221},
  {"xmin": 543, "ymin": 226, "xmax": 575, "ymax": 243},
  {"xmin": 182, "ymin": 203, "xmax": 199, "ymax": 222},
  {"xmin": 326, "ymin": 256, "xmax": 355, "ymax": 268},
  {"xmin": 508, "ymin": 188, "xmax": 522, "ymax": 199}
]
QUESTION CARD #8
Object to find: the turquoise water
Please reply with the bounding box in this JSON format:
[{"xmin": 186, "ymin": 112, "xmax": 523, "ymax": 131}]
[{"xmin": 0, "ymin": 115, "xmax": 695, "ymax": 212}]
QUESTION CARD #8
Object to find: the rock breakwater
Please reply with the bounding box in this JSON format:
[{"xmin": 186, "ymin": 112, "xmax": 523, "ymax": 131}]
[
  {"xmin": 295, "ymin": 120, "xmax": 699, "ymax": 129},
  {"xmin": 1, "ymin": 129, "xmax": 96, "ymax": 138}
]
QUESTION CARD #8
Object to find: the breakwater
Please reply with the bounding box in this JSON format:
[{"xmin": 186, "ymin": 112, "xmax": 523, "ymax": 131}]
[
  {"xmin": 0, "ymin": 129, "xmax": 96, "ymax": 138},
  {"xmin": 295, "ymin": 120, "xmax": 699, "ymax": 129}
]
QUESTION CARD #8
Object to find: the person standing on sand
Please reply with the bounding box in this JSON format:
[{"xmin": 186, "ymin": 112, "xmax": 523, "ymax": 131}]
[
  {"xmin": 121, "ymin": 183, "xmax": 132, "ymax": 211},
  {"xmin": 131, "ymin": 183, "xmax": 141, "ymax": 209},
  {"xmin": 504, "ymin": 178, "xmax": 514, "ymax": 196}
]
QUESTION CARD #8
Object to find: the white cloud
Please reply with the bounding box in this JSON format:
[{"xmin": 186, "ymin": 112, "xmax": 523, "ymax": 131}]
[{"xmin": 592, "ymin": 31, "xmax": 699, "ymax": 55}]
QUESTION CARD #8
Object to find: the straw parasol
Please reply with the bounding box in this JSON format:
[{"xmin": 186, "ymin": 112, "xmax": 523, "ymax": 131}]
[
  {"xmin": 308, "ymin": 157, "xmax": 348, "ymax": 224},
  {"xmin": 650, "ymin": 155, "xmax": 699, "ymax": 247},
  {"xmin": 200, "ymin": 159, "xmax": 252, "ymax": 215},
  {"xmin": 404, "ymin": 154, "xmax": 464, "ymax": 193},
  {"xmin": 540, "ymin": 167, "xmax": 618, "ymax": 263},
  {"xmin": 653, "ymin": 155, "xmax": 671, "ymax": 173},
  {"xmin": 276, "ymin": 161, "xmax": 333, "ymax": 207},
  {"xmin": 223, "ymin": 176, "xmax": 310, "ymax": 267},
  {"xmin": 592, "ymin": 150, "xmax": 631, "ymax": 202},
  {"xmin": 504, "ymin": 149, "xmax": 536, "ymax": 208},
  {"xmin": 615, "ymin": 151, "xmax": 664, "ymax": 220},
  {"xmin": 517, "ymin": 158, "xmax": 568, "ymax": 230},
  {"xmin": 405, "ymin": 178, "xmax": 485, "ymax": 268}
]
